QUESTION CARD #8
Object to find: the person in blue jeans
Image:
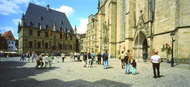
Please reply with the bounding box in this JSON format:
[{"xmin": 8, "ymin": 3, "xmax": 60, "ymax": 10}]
[
  {"xmin": 132, "ymin": 59, "xmax": 137, "ymax": 75},
  {"xmin": 103, "ymin": 50, "xmax": 108, "ymax": 69},
  {"xmin": 125, "ymin": 50, "xmax": 131, "ymax": 74}
]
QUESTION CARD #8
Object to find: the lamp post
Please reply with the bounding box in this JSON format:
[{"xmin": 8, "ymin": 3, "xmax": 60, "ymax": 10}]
[{"xmin": 170, "ymin": 31, "xmax": 175, "ymax": 67}]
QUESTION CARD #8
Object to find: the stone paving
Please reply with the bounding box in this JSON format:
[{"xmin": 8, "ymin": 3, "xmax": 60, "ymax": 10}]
[{"xmin": 0, "ymin": 57, "xmax": 190, "ymax": 87}]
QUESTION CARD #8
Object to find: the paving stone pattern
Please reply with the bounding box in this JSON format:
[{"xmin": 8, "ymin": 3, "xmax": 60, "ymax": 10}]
[{"xmin": 0, "ymin": 57, "xmax": 190, "ymax": 87}]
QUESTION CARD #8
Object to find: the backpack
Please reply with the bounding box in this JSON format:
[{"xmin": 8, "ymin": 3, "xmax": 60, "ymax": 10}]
[{"xmin": 124, "ymin": 55, "xmax": 128, "ymax": 63}]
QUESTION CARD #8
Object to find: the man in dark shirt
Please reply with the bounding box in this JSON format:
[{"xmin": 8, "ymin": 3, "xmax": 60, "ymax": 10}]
[
  {"xmin": 97, "ymin": 52, "xmax": 102, "ymax": 65},
  {"xmin": 103, "ymin": 50, "xmax": 108, "ymax": 69}
]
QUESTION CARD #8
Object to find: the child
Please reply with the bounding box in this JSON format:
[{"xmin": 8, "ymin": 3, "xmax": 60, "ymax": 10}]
[{"xmin": 132, "ymin": 59, "xmax": 137, "ymax": 75}]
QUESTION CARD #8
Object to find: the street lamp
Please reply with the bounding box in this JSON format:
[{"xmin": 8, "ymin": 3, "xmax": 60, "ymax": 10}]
[{"xmin": 170, "ymin": 31, "xmax": 175, "ymax": 67}]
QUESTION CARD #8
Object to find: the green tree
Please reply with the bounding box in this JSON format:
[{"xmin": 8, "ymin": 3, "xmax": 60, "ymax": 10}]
[{"xmin": 0, "ymin": 35, "xmax": 8, "ymax": 50}]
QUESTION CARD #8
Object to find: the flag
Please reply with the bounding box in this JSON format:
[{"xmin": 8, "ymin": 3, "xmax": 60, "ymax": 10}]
[
  {"xmin": 62, "ymin": 30, "xmax": 64, "ymax": 39},
  {"xmin": 48, "ymin": 26, "xmax": 52, "ymax": 37}
]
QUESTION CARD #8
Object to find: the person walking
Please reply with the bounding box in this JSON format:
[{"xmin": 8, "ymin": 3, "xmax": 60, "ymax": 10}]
[
  {"xmin": 119, "ymin": 51, "xmax": 125, "ymax": 69},
  {"xmin": 103, "ymin": 50, "xmax": 108, "ymax": 69},
  {"xmin": 142, "ymin": 50, "xmax": 147, "ymax": 62},
  {"xmin": 87, "ymin": 52, "xmax": 92, "ymax": 67},
  {"xmin": 61, "ymin": 52, "xmax": 65, "ymax": 63},
  {"xmin": 83, "ymin": 52, "xmax": 87, "ymax": 67},
  {"xmin": 20, "ymin": 52, "xmax": 25, "ymax": 61},
  {"xmin": 97, "ymin": 52, "xmax": 102, "ymax": 65},
  {"xmin": 150, "ymin": 51, "xmax": 161, "ymax": 79},
  {"xmin": 132, "ymin": 59, "xmax": 137, "ymax": 75}
]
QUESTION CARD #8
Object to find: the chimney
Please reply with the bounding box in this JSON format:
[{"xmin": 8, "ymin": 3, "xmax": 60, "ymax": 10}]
[{"xmin": 47, "ymin": 5, "xmax": 50, "ymax": 11}]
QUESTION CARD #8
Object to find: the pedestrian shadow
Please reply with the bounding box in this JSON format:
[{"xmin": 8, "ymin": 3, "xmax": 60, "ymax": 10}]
[{"xmin": 106, "ymin": 66, "xmax": 114, "ymax": 69}]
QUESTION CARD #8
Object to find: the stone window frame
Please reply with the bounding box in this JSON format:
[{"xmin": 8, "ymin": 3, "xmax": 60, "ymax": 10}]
[
  {"xmin": 29, "ymin": 41, "xmax": 33, "ymax": 48},
  {"xmin": 45, "ymin": 42, "xmax": 48, "ymax": 49},
  {"xmin": 29, "ymin": 29, "xmax": 33, "ymax": 36}
]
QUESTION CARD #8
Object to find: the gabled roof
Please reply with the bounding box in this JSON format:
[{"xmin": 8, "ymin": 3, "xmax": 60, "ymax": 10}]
[
  {"xmin": 23, "ymin": 3, "xmax": 74, "ymax": 34},
  {"xmin": 3, "ymin": 31, "xmax": 15, "ymax": 40}
]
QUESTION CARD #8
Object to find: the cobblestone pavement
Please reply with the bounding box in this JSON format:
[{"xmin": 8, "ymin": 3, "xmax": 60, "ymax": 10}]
[{"xmin": 0, "ymin": 57, "xmax": 190, "ymax": 87}]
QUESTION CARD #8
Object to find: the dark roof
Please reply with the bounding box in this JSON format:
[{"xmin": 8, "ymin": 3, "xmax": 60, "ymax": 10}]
[
  {"xmin": 24, "ymin": 3, "xmax": 74, "ymax": 33},
  {"xmin": 3, "ymin": 31, "xmax": 15, "ymax": 40}
]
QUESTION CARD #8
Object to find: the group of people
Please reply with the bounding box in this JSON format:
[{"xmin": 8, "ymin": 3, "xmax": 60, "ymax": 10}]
[
  {"xmin": 119, "ymin": 50, "xmax": 137, "ymax": 75},
  {"xmin": 20, "ymin": 49, "xmax": 161, "ymax": 78},
  {"xmin": 82, "ymin": 51, "xmax": 109, "ymax": 69},
  {"xmin": 20, "ymin": 51, "xmax": 67, "ymax": 69}
]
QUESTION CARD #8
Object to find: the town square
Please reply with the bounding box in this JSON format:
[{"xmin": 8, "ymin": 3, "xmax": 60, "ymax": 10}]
[{"xmin": 0, "ymin": 0, "xmax": 190, "ymax": 87}]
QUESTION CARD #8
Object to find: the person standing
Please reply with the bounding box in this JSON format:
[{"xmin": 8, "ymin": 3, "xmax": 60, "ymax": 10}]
[
  {"xmin": 77, "ymin": 52, "xmax": 80, "ymax": 61},
  {"xmin": 97, "ymin": 52, "xmax": 102, "ymax": 65},
  {"xmin": 150, "ymin": 51, "xmax": 161, "ymax": 79},
  {"xmin": 119, "ymin": 51, "xmax": 125, "ymax": 69},
  {"xmin": 61, "ymin": 52, "xmax": 65, "ymax": 63},
  {"xmin": 70, "ymin": 52, "xmax": 73, "ymax": 62},
  {"xmin": 83, "ymin": 52, "xmax": 87, "ymax": 67},
  {"xmin": 103, "ymin": 50, "xmax": 108, "ymax": 69},
  {"xmin": 91, "ymin": 51, "xmax": 95, "ymax": 65},
  {"xmin": 131, "ymin": 59, "xmax": 137, "ymax": 75},
  {"xmin": 125, "ymin": 50, "xmax": 131, "ymax": 74},
  {"xmin": 142, "ymin": 50, "xmax": 147, "ymax": 62},
  {"xmin": 56, "ymin": 51, "xmax": 61, "ymax": 63},
  {"xmin": 31, "ymin": 52, "xmax": 37, "ymax": 62},
  {"xmin": 74, "ymin": 52, "xmax": 77, "ymax": 61},
  {"xmin": 110, "ymin": 54, "xmax": 112, "ymax": 59},
  {"xmin": 26, "ymin": 51, "xmax": 31, "ymax": 63},
  {"xmin": 87, "ymin": 52, "xmax": 92, "ymax": 67}
]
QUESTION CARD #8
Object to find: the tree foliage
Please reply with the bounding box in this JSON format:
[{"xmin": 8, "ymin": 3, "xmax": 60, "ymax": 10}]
[{"xmin": 0, "ymin": 35, "xmax": 8, "ymax": 50}]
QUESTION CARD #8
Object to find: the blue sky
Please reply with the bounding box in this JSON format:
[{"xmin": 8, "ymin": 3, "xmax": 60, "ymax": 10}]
[{"xmin": 0, "ymin": 0, "xmax": 98, "ymax": 39}]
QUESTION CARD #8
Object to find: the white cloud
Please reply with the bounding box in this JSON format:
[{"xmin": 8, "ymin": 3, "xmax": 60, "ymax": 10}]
[
  {"xmin": 33, "ymin": 0, "xmax": 46, "ymax": 5},
  {"xmin": 76, "ymin": 18, "xmax": 88, "ymax": 34},
  {"xmin": 0, "ymin": 0, "xmax": 22, "ymax": 15},
  {"xmin": 0, "ymin": 0, "xmax": 46, "ymax": 15},
  {"xmin": 12, "ymin": 19, "xmax": 21, "ymax": 26},
  {"xmin": 54, "ymin": 5, "xmax": 75, "ymax": 17},
  {"xmin": 0, "ymin": 26, "xmax": 18, "ymax": 39}
]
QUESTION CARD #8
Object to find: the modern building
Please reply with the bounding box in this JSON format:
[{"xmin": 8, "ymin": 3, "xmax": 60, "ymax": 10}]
[
  {"xmin": 3, "ymin": 31, "xmax": 16, "ymax": 51},
  {"xmin": 18, "ymin": 3, "xmax": 77, "ymax": 54},
  {"xmin": 86, "ymin": 0, "xmax": 190, "ymax": 63}
]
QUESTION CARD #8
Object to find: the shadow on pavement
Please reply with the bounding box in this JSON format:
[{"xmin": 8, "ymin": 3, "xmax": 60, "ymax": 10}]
[
  {"xmin": 0, "ymin": 61, "xmax": 59, "ymax": 87},
  {"xmin": 1, "ymin": 78, "xmax": 132, "ymax": 87}
]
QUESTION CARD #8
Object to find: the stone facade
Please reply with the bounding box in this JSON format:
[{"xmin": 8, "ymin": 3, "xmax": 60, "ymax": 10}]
[
  {"xmin": 85, "ymin": 0, "xmax": 190, "ymax": 63},
  {"xmin": 18, "ymin": 3, "xmax": 77, "ymax": 55}
]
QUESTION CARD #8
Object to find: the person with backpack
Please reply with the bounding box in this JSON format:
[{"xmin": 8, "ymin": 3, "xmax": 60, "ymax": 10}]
[
  {"xmin": 103, "ymin": 50, "xmax": 108, "ymax": 69},
  {"xmin": 125, "ymin": 50, "xmax": 131, "ymax": 74},
  {"xmin": 91, "ymin": 51, "xmax": 95, "ymax": 65}
]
